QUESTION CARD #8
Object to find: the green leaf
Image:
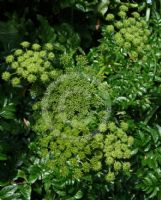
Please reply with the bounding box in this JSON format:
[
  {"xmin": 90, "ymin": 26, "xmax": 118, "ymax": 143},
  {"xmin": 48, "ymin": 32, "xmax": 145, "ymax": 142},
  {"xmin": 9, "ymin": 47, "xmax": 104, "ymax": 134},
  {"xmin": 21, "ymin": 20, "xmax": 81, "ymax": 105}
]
[
  {"xmin": 37, "ymin": 15, "xmax": 56, "ymax": 43},
  {"xmin": 28, "ymin": 165, "xmax": 42, "ymax": 184},
  {"xmin": 16, "ymin": 170, "xmax": 27, "ymax": 182},
  {"xmin": 0, "ymin": 185, "xmax": 18, "ymax": 198},
  {"xmin": 97, "ymin": 0, "xmax": 109, "ymax": 16},
  {"xmin": 18, "ymin": 184, "xmax": 31, "ymax": 200},
  {"xmin": 74, "ymin": 190, "xmax": 83, "ymax": 199}
]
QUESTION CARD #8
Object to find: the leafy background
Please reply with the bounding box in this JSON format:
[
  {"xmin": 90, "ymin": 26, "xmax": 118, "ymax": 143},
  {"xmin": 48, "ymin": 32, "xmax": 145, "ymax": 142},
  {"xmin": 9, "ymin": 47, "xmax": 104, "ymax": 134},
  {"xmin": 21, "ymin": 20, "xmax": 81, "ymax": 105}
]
[{"xmin": 0, "ymin": 0, "xmax": 161, "ymax": 199}]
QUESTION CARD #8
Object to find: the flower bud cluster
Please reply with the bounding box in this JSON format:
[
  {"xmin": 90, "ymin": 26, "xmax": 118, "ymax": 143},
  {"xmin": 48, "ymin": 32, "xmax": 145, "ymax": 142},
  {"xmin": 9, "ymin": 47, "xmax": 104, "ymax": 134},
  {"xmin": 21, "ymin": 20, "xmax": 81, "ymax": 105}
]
[
  {"xmin": 35, "ymin": 118, "xmax": 133, "ymax": 181},
  {"xmin": 104, "ymin": 121, "xmax": 133, "ymax": 181},
  {"xmin": 105, "ymin": 5, "xmax": 151, "ymax": 61},
  {"xmin": 2, "ymin": 42, "xmax": 58, "ymax": 87},
  {"xmin": 34, "ymin": 72, "xmax": 133, "ymax": 182}
]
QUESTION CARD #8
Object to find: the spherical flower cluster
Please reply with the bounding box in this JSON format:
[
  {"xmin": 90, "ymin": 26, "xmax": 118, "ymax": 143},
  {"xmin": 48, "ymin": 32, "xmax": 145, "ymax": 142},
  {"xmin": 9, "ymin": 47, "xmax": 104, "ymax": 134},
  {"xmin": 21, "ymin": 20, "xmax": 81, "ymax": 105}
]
[
  {"xmin": 42, "ymin": 72, "xmax": 111, "ymax": 130},
  {"xmin": 2, "ymin": 72, "xmax": 11, "ymax": 81},
  {"xmin": 34, "ymin": 73, "xmax": 133, "ymax": 182},
  {"xmin": 106, "ymin": 25, "xmax": 115, "ymax": 33},
  {"xmin": 103, "ymin": 122, "xmax": 133, "ymax": 181},
  {"xmin": 119, "ymin": 5, "xmax": 128, "ymax": 12},
  {"xmin": 35, "ymin": 119, "xmax": 133, "ymax": 182},
  {"xmin": 104, "ymin": 6, "xmax": 151, "ymax": 61},
  {"xmin": 118, "ymin": 11, "xmax": 126, "ymax": 19},
  {"xmin": 106, "ymin": 14, "xmax": 115, "ymax": 21},
  {"xmin": 2, "ymin": 42, "xmax": 58, "ymax": 87}
]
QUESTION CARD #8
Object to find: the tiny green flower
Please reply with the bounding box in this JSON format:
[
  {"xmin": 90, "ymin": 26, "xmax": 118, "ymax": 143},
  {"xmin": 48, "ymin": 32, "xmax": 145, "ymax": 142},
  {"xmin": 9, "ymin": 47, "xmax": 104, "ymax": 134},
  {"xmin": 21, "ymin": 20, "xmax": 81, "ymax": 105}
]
[
  {"xmin": 122, "ymin": 162, "xmax": 131, "ymax": 171},
  {"xmin": 118, "ymin": 11, "xmax": 126, "ymax": 19},
  {"xmin": 17, "ymin": 67, "xmax": 24, "ymax": 75},
  {"xmin": 41, "ymin": 74, "xmax": 49, "ymax": 82},
  {"xmin": 2, "ymin": 71, "xmax": 11, "ymax": 81},
  {"xmin": 115, "ymin": 149, "xmax": 123, "ymax": 159},
  {"xmin": 39, "ymin": 50, "xmax": 47, "ymax": 58},
  {"xmin": 136, "ymin": 22, "xmax": 142, "ymax": 28},
  {"xmin": 92, "ymin": 161, "xmax": 102, "ymax": 171},
  {"xmin": 99, "ymin": 123, "xmax": 107, "ymax": 132},
  {"xmin": 27, "ymin": 64, "xmax": 39, "ymax": 73},
  {"xmin": 26, "ymin": 50, "xmax": 34, "ymax": 56},
  {"xmin": 82, "ymin": 162, "xmax": 90, "ymax": 173},
  {"xmin": 27, "ymin": 74, "xmax": 37, "ymax": 83},
  {"xmin": 124, "ymin": 33, "xmax": 133, "ymax": 42},
  {"xmin": 119, "ymin": 5, "xmax": 128, "ymax": 12},
  {"xmin": 114, "ymin": 33, "xmax": 124, "ymax": 46},
  {"xmin": 132, "ymin": 12, "xmax": 140, "ymax": 19},
  {"xmin": 84, "ymin": 146, "xmax": 91, "ymax": 155},
  {"xmin": 116, "ymin": 128, "xmax": 125, "ymax": 138},
  {"xmin": 32, "ymin": 43, "xmax": 41, "ymax": 51},
  {"xmin": 124, "ymin": 42, "xmax": 131, "ymax": 50},
  {"xmin": 45, "ymin": 43, "xmax": 53, "ymax": 51},
  {"xmin": 106, "ymin": 25, "xmax": 115, "ymax": 33},
  {"xmin": 11, "ymin": 62, "xmax": 19, "ymax": 69},
  {"xmin": 50, "ymin": 70, "xmax": 58, "ymax": 78},
  {"xmin": 14, "ymin": 49, "xmax": 23, "ymax": 56},
  {"xmin": 20, "ymin": 41, "xmax": 30, "ymax": 48},
  {"xmin": 6, "ymin": 55, "xmax": 14, "ymax": 63},
  {"xmin": 106, "ymin": 13, "xmax": 115, "ymax": 21},
  {"xmin": 123, "ymin": 19, "xmax": 131, "ymax": 27},
  {"xmin": 114, "ymin": 21, "xmax": 123, "ymax": 29},
  {"xmin": 11, "ymin": 77, "xmax": 20, "ymax": 87},
  {"xmin": 18, "ymin": 56, "xmax": 25, "ymax": 63},
  {"xmin": 114, "ymin": 161, "xmax": 122, "ymax": 171},
  {"xmin": 90, "ymin": 157, "xmax": 99, "ymax": 166},
  {"xmin": 132, "ymin": 38, "xmax": 141, "ymax": 47},
  {"xmin": 105, "ymin": 156, "xmax": 114, "ymax": 165},
  {"xmin": 127, "ymin": 17, "xmax": 136, "ymax": 25},
  {"xmin": 44, "ymin": 61, "xmax": 51, "ymax": 68},
  {"xmin": 48, "ymin": 52, "xmax": 55, "ymax": 60},
  {"xmin": 127, "ymin": 136, "xmax": 134, "ymax": 145},
  {"xmin": 95, "ymin": 134, "xmax": 103, "ymax": 142},
  {"xmin": 108, "ymin": 122, "xmax": 116, "ymax": 132},
  {"xmin": 120, "ymin": 28, "xmax": 126, "ymax": 34},
  {"xmin": 120, "ymin": 121, "xmax": 128, "ymax": 131},
  {"xmin": 123, "ymin": 149, "xmax": 131, "ymax": 159},
  {"xmin": 105, "ymin": 134, "xmax": 116, "ymax": 143},
  {"xmin": 105, "ymin": 172, "xmax": 115, "ymax": 182}
]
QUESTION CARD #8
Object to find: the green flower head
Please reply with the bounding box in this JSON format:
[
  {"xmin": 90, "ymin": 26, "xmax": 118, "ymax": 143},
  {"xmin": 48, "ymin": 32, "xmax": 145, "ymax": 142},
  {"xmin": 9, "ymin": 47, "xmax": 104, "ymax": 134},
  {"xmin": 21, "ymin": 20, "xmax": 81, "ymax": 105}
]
[
  {"xmin": 119, "ymin": 5, "xmax": 128, "ymax": 12},
  {"xmin": 32, "ymin": 43, "xmax": 41, "ymax": 51},
  {"xmin": 105, "ymin": 172, "xmax": 115, "ymax": 182},
  {"xmin": 6, "ymin": 55, "xmax": 14, "ymax": 63},
  {"xmin": 132, "ymin": 12, "xmax": 140, "ymax": 19},
  {"xmin": 106, "ymin": 13, "xmax": 115, "ymax": 21},
  {"xmin": 106, "ymin": 25, "xmax": 115, "ymax": 33},
  {"xmin": 20, "ymin": 41, "xmax": 30, "ymax": 48},
  {"xmin": 14, "ymin": 49, "xmax": 23, "ymax": 56},
  {"xmin": 118, "ymin": 11, "xmax": 126, "ymax": 19},
  {"xmin": 2, "ymin": 72, "xmax": 11, "ymax": 81},
  {"xmin": 11, "ymin": 77, "xmax": 20, "ymax": 87},
  {"xmin": 45, "ymin": 43, "xmax": 53, "ymax": 51}
]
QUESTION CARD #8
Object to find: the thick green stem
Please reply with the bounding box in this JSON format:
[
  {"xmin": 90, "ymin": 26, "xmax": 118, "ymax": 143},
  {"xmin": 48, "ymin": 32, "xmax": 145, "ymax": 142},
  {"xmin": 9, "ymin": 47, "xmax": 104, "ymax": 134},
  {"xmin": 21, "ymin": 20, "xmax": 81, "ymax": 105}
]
[{"xmin": 146, "ymin": 7, "xmax": 151, "ymax": 21}]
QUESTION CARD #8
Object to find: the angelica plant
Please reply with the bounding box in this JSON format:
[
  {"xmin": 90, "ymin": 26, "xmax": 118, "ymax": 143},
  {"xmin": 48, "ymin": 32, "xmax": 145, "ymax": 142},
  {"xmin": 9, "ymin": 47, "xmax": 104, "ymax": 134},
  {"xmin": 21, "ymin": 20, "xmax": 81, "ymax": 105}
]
[
  {"xmin": 2, "ymin": 42, "xmax": 60, "ymax": 88},
  {"xmin": 33, "ymin": 72, "xmax": 133, "ymax": 182},
  {"xmin": 105, "ymin": 5, "xmax": 151, "ymax": 61}
]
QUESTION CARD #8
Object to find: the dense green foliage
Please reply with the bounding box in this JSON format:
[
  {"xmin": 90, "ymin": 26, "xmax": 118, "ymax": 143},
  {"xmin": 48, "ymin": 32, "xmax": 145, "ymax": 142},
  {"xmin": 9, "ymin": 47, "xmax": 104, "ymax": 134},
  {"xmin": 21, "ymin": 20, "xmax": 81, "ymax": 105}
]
[{"xmin": 0, "ymin": 0, "xmax": 161, "ymax": 199}]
